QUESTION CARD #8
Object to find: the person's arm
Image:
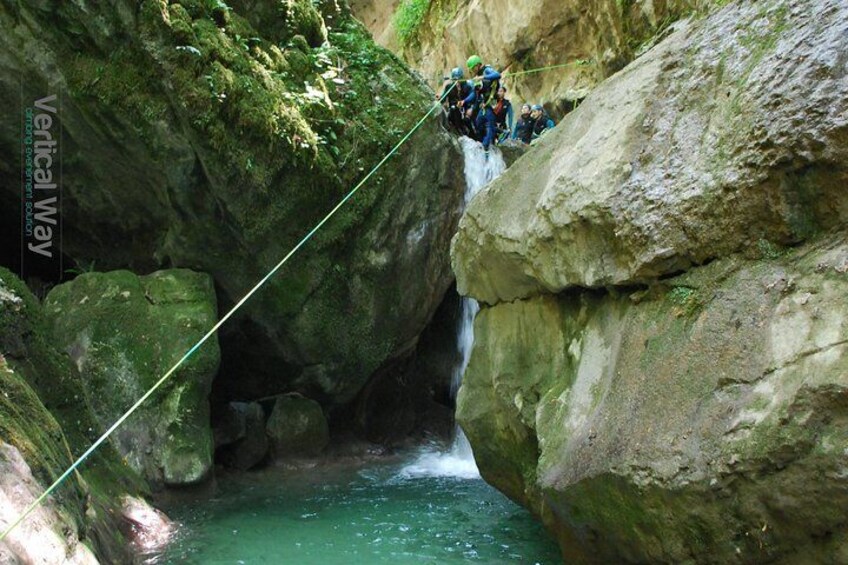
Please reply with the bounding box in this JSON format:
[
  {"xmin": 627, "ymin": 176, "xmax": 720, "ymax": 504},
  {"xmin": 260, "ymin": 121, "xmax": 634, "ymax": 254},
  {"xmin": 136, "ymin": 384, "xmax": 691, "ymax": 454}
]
[
  {"xmin": 482, "ymin": 67, "xmax": 502, "ymax": 81},
  {"xmin": 461, "ymin": 88, "xmax": 476, "ymax": 107}
]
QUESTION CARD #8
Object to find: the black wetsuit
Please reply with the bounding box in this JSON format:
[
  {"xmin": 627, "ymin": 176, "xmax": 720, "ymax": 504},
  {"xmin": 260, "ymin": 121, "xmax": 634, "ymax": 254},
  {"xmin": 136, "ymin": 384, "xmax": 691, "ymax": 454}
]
[{"xmin": 441, "ymin": 80, "xmax": 474, "ymax": 136}]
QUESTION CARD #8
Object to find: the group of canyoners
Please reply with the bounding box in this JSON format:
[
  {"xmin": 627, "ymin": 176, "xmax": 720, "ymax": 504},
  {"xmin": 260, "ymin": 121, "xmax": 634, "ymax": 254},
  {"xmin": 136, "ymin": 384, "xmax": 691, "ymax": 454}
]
[{"xmin": 437, "ymin": 55, "xmax": 556, "ymax": 151}]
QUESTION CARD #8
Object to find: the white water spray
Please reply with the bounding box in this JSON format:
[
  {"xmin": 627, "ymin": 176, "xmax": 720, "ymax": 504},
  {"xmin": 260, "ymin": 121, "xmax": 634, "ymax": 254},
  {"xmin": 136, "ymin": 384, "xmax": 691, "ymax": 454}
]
[{"xmin": 400, "ymin": 137, "xmax": 506, "ymax": 480}]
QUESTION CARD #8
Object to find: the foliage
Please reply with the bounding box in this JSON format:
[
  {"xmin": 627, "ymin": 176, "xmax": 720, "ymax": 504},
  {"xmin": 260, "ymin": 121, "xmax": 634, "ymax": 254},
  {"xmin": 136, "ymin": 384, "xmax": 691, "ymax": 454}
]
[{"xmin": 394, "ymin": 0, "xmax": 431, "ymax": 47}]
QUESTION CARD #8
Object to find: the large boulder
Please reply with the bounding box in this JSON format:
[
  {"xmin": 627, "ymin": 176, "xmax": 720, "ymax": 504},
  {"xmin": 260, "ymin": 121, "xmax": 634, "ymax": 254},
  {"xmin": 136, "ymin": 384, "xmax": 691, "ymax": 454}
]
[
  {"xmin": 0, "ymin": 268, "xmax": 150, "ymax": 563},
  {"xmin": 452, "ymin": 0, "xmax": 848, "ymax": 305},
  {"xmin": 0, "ymin": 0, "xmax": 464, "ymax": 406},
  {"xmin": 459, "ymin": 235, "xmax": 848, "ymax": 563},
  {"xmin": 266, "ymin": 395, "xmax": 330, "ymax": 458},
  {"xmin": 44, "ymin": 269, "xmax": 220, "ymax": 486},
  {"xmin": 453, "ymin": 0, "xmax": 848, "ymax": 562}
]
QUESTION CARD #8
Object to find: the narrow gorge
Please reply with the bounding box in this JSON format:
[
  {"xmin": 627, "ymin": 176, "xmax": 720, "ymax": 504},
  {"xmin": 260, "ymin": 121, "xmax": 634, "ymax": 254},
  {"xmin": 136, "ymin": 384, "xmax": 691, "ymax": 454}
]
[{"xmin": 1, "ymin": 0, "xmax": 846, "ymax": 563}]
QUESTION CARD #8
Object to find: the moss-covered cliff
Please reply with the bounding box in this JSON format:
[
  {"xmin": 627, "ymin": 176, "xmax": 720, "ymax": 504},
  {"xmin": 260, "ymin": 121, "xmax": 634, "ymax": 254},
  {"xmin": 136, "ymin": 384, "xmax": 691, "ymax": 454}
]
[{"xmin": 0, "ymin": 0, "xmax": 464, "ymax": 405}]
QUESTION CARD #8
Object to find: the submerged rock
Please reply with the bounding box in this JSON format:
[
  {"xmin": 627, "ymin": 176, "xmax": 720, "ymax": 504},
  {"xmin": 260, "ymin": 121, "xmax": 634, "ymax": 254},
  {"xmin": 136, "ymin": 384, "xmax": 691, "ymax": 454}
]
[
  {"xmin": 266, "ymin": 395, "xmax": 330, "ymax": 458},
  {"xmin": 44, "ymin": 269, "xmax": 220, "ymax": 487},
  {"xmin": 452, "ymin": 0, "xmax": 848, "ymax": 305},
  {"xmin": 453, "ymin": 0, "xmax": 848, "ymax": 562}
]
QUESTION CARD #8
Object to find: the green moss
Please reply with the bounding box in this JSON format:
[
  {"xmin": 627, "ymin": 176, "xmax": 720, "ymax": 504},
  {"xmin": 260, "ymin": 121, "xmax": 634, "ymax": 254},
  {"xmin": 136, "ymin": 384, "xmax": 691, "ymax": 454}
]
[
  {"xmin": 663, "ymin": 284, "xmax": 705, "ymax": 318},
  {"xmin": 394, "ymin": 0, "xmax": 431, "ymax": 47},
  {"xmin": 393, "ymin": 0, "xmax": 462, "ymax": 51},
  {"xmin": 0, "ymin": 269, "xmax": 146, "ymax": 557},
  {"xmin": 756, "ymin": 238, "xmax": 785, "ymax": 260},
  {"xmin": 43, "ymin": 269, "xmax": 219, "ymax": 485}
]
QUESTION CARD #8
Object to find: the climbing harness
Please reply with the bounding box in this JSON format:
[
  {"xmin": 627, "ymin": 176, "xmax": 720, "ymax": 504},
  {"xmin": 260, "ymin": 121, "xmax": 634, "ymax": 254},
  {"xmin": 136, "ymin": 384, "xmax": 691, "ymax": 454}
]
[{"xmin": 0, "ymin": 59, "xmax": 591, "ymax": 543}]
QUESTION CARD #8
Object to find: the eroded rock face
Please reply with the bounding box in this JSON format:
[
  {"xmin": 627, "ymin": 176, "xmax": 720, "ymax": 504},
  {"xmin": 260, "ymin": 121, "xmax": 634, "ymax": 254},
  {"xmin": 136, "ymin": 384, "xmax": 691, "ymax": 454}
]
[
  {"xmin": 352, "ymin": 0, "xmax": 702, "ymax": 112},
  {"xmin": 452, "ymin": 0, "xmax": 848, "ymax": 305},
  {"xmin": 453, "ymin": 0, "xmax": 848, "ymax": 562},
  {"xmin": 0, "ymin": 0, "xmax": 464, "ymax": 405},
  {"xmin": 44, "ymin": 270, "xmax": 220, "ymax": 486},
  {"xmin": 459, "ymin": 235, "xmax": 848, "ymax": 563}
]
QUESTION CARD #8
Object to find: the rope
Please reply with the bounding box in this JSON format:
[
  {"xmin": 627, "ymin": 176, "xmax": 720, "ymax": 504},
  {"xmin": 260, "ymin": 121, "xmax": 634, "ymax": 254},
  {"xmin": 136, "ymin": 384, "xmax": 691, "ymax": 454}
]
[
  {"xmin": 1, "ymin": 58, "xmax": 589, "ymax": 542},
  {"xmin": 505, "ymin": 60, "xmax": 591, "ymax": 78}
]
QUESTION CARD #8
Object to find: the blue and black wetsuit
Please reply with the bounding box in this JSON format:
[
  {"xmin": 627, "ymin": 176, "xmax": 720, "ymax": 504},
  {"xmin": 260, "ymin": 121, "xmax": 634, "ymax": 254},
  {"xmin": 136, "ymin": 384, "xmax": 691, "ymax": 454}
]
[
  {"xmin": 463, "ymin": 66, "xmax": 502, "ymax": 150},
  {"xmin": 513, "ymin": 114, "xmax": 534, "ymax": 144}
]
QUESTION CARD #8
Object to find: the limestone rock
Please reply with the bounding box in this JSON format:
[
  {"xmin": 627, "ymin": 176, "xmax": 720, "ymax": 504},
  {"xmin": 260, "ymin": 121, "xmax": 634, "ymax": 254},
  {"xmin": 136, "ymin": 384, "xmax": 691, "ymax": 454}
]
[
  {"xmin": 452, "ymin": 0, "xmax": 848, "ymax": 305},
  {"xmin": 458, "ymin": 233, "xmax": 848, "ymax": 563},
  {"xmin": 44, "ymin": 269, "xmax": 220, "ymax": 486},
  {"xmin": 266, "ymin": 395, "xmax": 330, "ymax": 458},
  {"xmin": 352, "ymin": 0, "xmax": 703, "ymax": 111},
  {"xmin": 454, "ymin": 0, "xmax": 848, "ymax": 561},
  {"xmin": 0, "ymin": 443, "xmax": 98, "ymax": 565}
]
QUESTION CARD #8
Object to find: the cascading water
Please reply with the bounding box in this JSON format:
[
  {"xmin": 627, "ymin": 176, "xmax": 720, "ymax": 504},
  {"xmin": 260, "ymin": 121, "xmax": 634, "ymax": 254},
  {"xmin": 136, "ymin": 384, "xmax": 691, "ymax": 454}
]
[{"xmin": 400, "ymin": 137, "xmax": 506, "ymax": 480}]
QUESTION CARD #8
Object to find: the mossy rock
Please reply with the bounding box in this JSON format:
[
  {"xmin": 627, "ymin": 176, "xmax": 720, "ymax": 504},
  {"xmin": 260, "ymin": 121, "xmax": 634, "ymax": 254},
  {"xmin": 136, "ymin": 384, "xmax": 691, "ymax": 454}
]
[
  {"xmin": 266, "ymin": 395, "xmax": 329, "ymax": 457},
  {"xmin": 0, "ymin": 268, "xmax": 146, "ymax": 562},
  {"xmin": 0, "ymin": 0, "xmax": 463, "ymax": 408},
  {"xmin": 44, "ymin": 269, "xmax": 220, "ymax": 487}
]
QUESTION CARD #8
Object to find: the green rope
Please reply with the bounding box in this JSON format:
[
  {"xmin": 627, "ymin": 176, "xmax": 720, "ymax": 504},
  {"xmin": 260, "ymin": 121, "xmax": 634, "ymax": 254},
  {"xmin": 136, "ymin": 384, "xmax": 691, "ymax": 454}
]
[
  {"xmin": 0, "ymin": 58, "xmax": 589, "ymax": 543},
  {"xmin": 505, "ymin": 60, "xmax": 592, "ymax": 78}
]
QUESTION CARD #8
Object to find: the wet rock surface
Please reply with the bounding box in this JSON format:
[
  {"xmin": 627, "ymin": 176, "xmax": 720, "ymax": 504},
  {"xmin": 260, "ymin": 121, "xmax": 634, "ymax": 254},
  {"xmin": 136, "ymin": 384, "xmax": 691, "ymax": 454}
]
[{"xmin": 266, "ymin": 395, "xmax": 330, "ymax": 458}]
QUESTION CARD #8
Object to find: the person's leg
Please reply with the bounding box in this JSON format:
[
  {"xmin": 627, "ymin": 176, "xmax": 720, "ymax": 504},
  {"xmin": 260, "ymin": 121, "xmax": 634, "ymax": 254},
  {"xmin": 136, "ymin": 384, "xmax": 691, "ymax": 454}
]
[
  {"xmin": 475, "ymin": 109, "xmax": 486, "ymax": 143},
  {"xmin": 482, "ymin": 108, "xmax": 496, "ymax": 150},
  {"xmin": 448, "ymin": 107, "xmax": 463, "ymax": 132}
]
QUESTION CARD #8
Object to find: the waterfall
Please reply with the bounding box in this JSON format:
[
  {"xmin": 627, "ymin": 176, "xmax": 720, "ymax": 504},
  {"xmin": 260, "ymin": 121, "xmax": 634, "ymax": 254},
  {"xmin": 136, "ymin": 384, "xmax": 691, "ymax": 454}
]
[{"xmin": 400, "ymin": 137, "xmax": 506, "ymax": 480}]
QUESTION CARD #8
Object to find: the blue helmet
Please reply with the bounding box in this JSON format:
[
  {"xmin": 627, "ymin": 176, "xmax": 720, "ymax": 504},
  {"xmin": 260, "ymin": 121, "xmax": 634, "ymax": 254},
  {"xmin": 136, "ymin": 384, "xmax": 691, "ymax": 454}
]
[
  {"xmin": 450, "ymin": 67, "xmax": 464, "ymax": 80},
  {"xmin": 531, "ymin": 104, "xmax": 544, "ymax": 112}
]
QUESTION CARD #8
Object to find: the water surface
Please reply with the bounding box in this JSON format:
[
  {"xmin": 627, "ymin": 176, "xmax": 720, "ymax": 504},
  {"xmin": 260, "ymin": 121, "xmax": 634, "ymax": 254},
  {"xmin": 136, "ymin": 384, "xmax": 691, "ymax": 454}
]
[{"xmin": 153, "ymin": 455, "xmax": 560, "ymax": 564}]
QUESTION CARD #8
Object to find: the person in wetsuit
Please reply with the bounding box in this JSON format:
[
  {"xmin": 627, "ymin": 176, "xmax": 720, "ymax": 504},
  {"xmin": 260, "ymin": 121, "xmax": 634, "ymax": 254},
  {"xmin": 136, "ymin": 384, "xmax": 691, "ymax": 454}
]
[
  {"xmin": 458, "ymin": 55, "xmax": 502, "ymax": 152},
  {"xmin": 530, "ymin": 104, "xmax": 555, "ymax": 140},
  {"xmin": 437, "ymin": 67, "xmax": 475, "ymax": 136},
  {"xmin": 492, "ymin": 86, "xmax": 513, "ymax": 144}
]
